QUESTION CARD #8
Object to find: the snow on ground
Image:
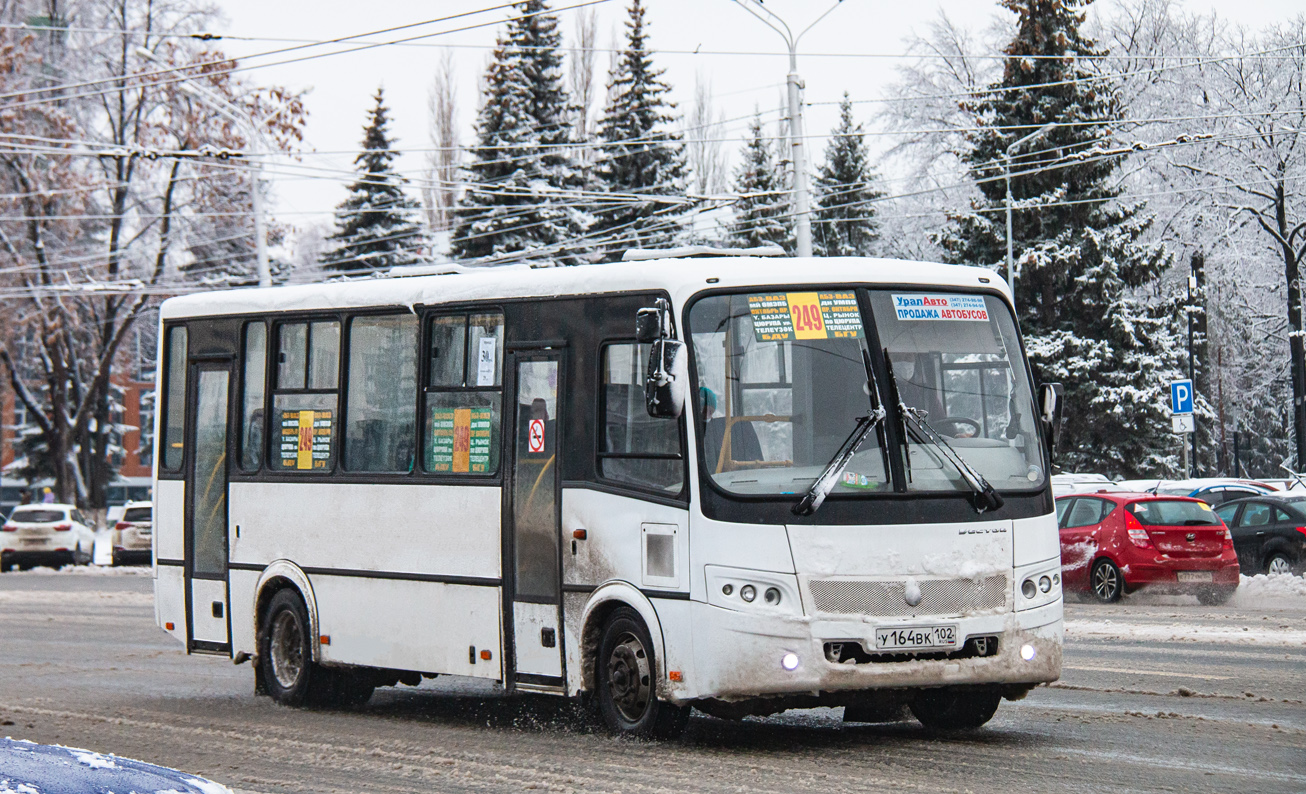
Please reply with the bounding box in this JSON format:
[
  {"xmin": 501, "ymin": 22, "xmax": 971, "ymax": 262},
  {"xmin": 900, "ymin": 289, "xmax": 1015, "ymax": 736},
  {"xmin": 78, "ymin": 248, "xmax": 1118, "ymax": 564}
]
[
  {"xmin": 3, "ymin": 564, "xmax": 151, "ymax": 576},
  {"xmin": 1067, "ymin": 573, "xmax": 1306, "ymax": 646},
  {"xmin": 0, "ymin": 589, "xmax": 153, "ymax": 606},
  {"xmin": 1065, "ymin": 619, "xmax": 1306, "ymax": 646}
]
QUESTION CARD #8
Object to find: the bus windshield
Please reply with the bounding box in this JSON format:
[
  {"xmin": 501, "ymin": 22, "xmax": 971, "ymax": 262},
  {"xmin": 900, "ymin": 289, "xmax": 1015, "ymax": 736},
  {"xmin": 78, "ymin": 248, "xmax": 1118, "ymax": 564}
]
[{"xmin": 687, "ymin": 289, "xmax": 1045, "ymax": 498}]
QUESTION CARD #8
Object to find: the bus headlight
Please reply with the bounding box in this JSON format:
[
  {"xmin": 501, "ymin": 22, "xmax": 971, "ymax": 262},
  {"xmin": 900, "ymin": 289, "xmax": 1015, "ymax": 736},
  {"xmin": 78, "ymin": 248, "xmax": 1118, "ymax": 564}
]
[
  {"xmin": 781, "ymin": 652, "xmax": 800, "ymax": 671},
  {"xmin": 1021, "ymin": 579, "xmax": 1038, "ymax": 599},
  {"xmin": 740, "ymin": 585, "xmax": 756, "ymax": 602}
]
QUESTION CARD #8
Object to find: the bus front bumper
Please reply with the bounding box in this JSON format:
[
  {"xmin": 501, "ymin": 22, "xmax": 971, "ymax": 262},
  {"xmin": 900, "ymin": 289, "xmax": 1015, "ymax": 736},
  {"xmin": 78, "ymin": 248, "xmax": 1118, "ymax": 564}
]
[{"xmin": 682, "ymin": 599, "xmax": 1062, "ymax": 703}]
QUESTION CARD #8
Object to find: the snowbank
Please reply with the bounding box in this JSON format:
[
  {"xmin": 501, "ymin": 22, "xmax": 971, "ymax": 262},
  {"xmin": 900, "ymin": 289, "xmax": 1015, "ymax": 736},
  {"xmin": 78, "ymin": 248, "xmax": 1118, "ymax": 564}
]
[{"xmin": 1230, "ymin": 572, "xmax": 1306, "ymax": 607}]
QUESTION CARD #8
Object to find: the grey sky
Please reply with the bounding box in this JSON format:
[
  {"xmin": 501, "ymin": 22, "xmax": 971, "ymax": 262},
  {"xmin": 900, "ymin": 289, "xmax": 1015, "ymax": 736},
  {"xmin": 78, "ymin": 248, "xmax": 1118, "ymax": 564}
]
[{"xmin": 208, "ymin": 0, "xmax": 1298, "ymax": 230}]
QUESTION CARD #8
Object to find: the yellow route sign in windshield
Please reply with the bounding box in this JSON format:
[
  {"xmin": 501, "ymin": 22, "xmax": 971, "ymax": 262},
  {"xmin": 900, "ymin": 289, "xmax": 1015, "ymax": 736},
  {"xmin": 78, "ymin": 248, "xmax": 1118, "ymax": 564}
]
[{"xmin": 746, "ymin": 291, "xmax": 863, "ymax": 342}]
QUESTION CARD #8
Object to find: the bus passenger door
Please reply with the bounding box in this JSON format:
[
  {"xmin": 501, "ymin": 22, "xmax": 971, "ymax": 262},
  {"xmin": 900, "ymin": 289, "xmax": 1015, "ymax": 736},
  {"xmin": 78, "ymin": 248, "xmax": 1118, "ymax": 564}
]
[
  {"xmin": 505, "ymin": 353, "xmax": 564, "ymax": 687},
  {"xmin": 185, "ymin": 363, "xmax": 232, "ymax": 653}
]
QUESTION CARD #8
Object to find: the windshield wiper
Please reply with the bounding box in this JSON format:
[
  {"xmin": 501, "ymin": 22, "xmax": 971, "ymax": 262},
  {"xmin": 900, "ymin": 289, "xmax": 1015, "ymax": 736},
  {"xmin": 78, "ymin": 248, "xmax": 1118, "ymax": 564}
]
[
  {"xmin": 898, "ymin": 403, "xmax": 1005, "ymax": 513},
  {"xmin": 878, "ymin": 350, "xmax": 1003, "ymax": 514},
  {"xmin": 792, "ymin": 407, "xmax": 886, "ymax": 516}
]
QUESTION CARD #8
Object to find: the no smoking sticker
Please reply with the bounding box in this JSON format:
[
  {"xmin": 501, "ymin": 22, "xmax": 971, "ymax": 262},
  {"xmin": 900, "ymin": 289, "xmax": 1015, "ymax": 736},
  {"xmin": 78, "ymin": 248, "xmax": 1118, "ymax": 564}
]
[{"xmin": 528, "ymin": 419, "xmax": 545, "ymax": 453}]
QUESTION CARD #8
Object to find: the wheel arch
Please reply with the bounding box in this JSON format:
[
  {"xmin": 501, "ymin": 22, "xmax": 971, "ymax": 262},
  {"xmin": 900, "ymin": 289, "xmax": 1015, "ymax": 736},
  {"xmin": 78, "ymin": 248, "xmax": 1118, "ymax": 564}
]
[
  {"xmin": 577, "ymin": 582, "xmax": 666, "ymax": 695},
  {"xmin": 253, "ymin": 561, "xmax": 320, "ymax": 663}
]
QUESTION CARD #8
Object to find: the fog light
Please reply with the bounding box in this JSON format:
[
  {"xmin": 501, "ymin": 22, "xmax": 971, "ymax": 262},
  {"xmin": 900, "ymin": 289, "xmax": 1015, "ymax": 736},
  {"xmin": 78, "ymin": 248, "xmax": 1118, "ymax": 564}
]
[
  {"xmin": 1039, "ymin": 575, "xmax": 1052, "ymax": 593},
  {"xmin": 1020, "ymin": 643, "xmax": 1037, "ymax": 661},
  {"xmin": 764, "ymin": 587, "xmax": 781, "ymax": 605},
  {"xmin": 740, "ymin": 584, "xmax": 756, "ymax": 602},
  {"xmin": 1021, "ymin": 579, "xmax": 1037, "ymax": 599},
  {"xmin": 781, "ymin": 652, "xmax": 800, "ymax": 671}
]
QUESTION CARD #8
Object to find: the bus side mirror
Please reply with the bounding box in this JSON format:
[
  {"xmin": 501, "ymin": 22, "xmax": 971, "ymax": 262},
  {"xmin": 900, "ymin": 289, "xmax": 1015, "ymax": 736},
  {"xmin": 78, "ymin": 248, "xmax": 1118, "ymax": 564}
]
[
  {"xmin": 1038, "ymin": 382, "xmax": 1063, "ymax": 460},
  {"xmin": 646, "ymin": 339, "xmax": 687, "ymax": 418},
  {"xmin": 635, "ymin": 307, "xmax": 663, "ymax": 343}
]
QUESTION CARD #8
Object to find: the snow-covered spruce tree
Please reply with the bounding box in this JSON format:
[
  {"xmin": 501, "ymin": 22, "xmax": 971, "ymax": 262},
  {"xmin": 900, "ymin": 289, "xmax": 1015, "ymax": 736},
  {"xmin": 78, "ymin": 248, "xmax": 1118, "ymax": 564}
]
[
  {"xmin": 451, "ymin": 0, "xmax": 584, "ymax": 265},
  {"xmin": 937, "ymin": 0, "xmax": 1182, "ymax": 478},
  {"xmin": 589, "ymin": 0, "xmax": 686, "ymax": 260},
  {"xmin": 812, "ymin": 93, "xmax": 883, "ymax": 257},
  {"xmin": 321, "ymin": 88, "xmax": 424, "ymax": 275},
  {"xmin": 727, "ymin": 112, "xmax": 791, "ymax": 251}
]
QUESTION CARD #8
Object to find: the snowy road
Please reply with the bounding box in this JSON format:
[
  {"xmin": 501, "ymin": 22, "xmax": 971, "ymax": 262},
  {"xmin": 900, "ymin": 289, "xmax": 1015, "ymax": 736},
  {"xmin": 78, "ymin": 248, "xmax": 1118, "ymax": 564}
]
[{"xmin": 1, "ymin": 570, "xmax": 1302, "ymax": 793}]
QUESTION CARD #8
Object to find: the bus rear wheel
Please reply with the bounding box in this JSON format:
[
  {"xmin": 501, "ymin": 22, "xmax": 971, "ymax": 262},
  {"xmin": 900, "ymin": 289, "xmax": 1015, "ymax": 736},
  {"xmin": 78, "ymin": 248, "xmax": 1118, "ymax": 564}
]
[
  {"xmin": 910, "ymin": 687, "xmax": 1001, "ymax": 731},
  {"xmin": 258, "ymin": 589, "xmax": 372, "ymax": 708},
  {"xmin": 596, "ymin": 607, "xmax": 689, "ymax": 739}
]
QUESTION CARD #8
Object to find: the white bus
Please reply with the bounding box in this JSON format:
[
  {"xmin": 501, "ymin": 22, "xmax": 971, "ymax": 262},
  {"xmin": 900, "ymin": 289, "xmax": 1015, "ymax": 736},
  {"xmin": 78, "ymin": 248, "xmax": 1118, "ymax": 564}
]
[{"xmin": 152, "ymin": 255, "xmax": 1064, "ymax": 736}]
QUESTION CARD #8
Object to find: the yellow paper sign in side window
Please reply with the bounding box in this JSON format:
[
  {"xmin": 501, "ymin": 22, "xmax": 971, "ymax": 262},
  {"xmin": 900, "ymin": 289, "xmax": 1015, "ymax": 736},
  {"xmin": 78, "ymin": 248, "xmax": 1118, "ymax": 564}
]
[{"xmin": 297, "ymin": 410, "xmax": 315, "ymax": 470}]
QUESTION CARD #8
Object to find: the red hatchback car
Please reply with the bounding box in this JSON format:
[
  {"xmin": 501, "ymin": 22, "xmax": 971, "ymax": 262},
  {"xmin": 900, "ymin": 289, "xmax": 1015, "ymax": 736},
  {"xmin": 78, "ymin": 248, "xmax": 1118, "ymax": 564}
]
[{"xmin": 1057, "ymin": 492, "xmax": 1240, "ymax": 605}]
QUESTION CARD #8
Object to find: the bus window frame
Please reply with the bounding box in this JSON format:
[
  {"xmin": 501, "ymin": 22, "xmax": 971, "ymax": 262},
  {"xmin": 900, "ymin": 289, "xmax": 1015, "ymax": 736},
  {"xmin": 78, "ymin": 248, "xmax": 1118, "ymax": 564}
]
[
  {"xmin": 238, "ymin": 320, "xmax": 269, "ymax": 474},
  {"xmin": 340, "ymin": 309, "xmax": 420, "ymax": 475},
  {"xmin": 418, "ymin": 306, "xmax": 506, "ymax": 479},
  {"xmin": 268, "ymin": 314, "xmax": 344, "ymax": 475},
  {"xmin": 158, "ymin": 322, "xmax": 188, "ymax": 476},
  {"xmin": 594, "ymin": 339, "xmax": 688, "ymax": 500}
]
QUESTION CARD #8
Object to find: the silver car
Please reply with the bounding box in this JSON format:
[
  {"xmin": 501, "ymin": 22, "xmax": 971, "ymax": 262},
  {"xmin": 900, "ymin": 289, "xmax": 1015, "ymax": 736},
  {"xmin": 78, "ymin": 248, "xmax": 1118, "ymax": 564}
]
[{"xmin": 1, "ymin": 504, "xmax": 96, "ymax": 570}]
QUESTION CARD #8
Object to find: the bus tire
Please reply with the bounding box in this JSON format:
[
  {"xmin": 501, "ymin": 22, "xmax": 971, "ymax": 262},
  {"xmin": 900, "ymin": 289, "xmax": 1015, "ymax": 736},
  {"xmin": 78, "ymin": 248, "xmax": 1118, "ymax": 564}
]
[
  {"xmin": 259, "ymin": 589, "xmax": 329, "ymax": 707},
  {"xmin": 596, "ymin": 607, "xmax": 689, "ymax": 739},
  {"xmin": 910, "ymin": 687, "xmax": 1001, "ymax": 731}
]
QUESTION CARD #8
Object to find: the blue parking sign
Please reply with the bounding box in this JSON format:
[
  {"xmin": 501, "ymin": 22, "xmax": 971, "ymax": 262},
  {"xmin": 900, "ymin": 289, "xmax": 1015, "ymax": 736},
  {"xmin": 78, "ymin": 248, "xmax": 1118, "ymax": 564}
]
[{"xmin": 1170, "ymin": 379, "xmax": 1193, "ymax": 415}]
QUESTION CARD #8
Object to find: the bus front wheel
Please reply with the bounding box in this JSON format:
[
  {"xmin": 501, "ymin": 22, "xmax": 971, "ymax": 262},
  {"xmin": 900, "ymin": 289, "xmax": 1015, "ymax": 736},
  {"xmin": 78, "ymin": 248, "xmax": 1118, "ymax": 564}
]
[
  {"xmin": 596, "ymin": 607, "xmax": 689, "ymax": 739},
  {"xmin": 910, "ymin": 687, "xmax": 1001, "ymax": 731}
]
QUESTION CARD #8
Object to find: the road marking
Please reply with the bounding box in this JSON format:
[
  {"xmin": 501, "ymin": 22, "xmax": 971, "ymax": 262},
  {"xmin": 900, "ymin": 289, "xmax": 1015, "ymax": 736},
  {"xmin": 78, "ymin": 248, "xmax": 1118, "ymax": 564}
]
[{"xmin": 1063, "ymin": 663, "xmax": 1232, "ymax": 680}]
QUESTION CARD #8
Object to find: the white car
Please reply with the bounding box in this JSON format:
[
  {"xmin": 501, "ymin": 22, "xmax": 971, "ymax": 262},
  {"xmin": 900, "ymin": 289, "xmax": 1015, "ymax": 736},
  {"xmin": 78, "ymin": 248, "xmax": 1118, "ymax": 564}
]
[
  {"xmin": 111, "ymin": 500, "xmax": 153, "ymax": 566},
  {"xmin": 1, "ymin": 503, "xmax": 96, "ymax": 570}
]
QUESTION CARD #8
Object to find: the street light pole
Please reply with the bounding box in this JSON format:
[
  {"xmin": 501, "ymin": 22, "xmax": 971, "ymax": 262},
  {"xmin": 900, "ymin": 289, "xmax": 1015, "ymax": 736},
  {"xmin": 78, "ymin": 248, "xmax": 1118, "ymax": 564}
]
[
  {"xmin": 731, "ymin": 1, "xmax": 845, "ymax": 258},
  {"xmin": 135, "ymin": 48, "xmax": 272, "ymax": 288},
  {"xmin": 1002, "ymin": 124, "xmax": 1055, "ymax": 297}
]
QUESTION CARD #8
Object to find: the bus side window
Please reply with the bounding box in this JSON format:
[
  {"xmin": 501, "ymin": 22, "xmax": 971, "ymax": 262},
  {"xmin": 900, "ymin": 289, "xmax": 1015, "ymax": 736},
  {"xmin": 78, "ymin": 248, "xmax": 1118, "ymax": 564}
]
[
  {"xmin": 161, "ymin": 325, "xmax": 188, "ymax": 472},
  {"xmin": 345, "ymin": 314, "xmax": 418, "ymax": 473},
  {"xmin": 240, "ymin": 322, "xmax": 267, "ymax": 471},
  {"xmin": 423, "ymin": 312, "xmax": 503, "ymax": 475},
  {"xmin": 269, "ymin": 320, "xmax": 340, "ymax": 472},
  {"xmin": 597, "ymin": 343, "xmax": 684, "ymax": 493}
]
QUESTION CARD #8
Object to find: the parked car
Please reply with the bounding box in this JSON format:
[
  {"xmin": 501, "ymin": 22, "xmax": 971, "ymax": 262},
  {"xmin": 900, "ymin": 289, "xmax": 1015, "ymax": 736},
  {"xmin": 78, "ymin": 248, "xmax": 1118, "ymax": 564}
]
[
  {"xmin": 0, "ymin": 503, "xmax": 95, "ymax": 570},
  {"xmin": 1052, "ymin": 473, "xmax": 1118, "ymax": 498},
  {"xmin": 110, "ymin": 500, "xmax": 153, "ymax": 566},
  {"xmin": 1057, "ymin": 492, "xmax": 1240, "ymax": 605},
  {"xmin": 1154, "ymin": 478, "xmax": 1277, "ymax": 506},
  {"xmin": 0, "ymin": 737, "xmax": 232, "ymax": 793},
  {"xmin": 1213, "ymin": 495, "xmax": 1306, "ymax": 576}
]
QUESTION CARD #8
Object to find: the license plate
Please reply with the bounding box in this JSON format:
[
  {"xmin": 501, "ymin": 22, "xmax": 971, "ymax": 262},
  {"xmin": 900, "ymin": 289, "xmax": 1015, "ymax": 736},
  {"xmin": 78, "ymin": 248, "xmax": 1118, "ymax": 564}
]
[
  {"xmin": 20, "ymin": 538, "xmax": 45, "ymax": 547},
  {"xmin": 1177, "ymin": 571, "xmax": 1213, "ymax": 583},
  {"xmin": 875, "ymin": 625, "xmax": 958, "ymax": 650}
]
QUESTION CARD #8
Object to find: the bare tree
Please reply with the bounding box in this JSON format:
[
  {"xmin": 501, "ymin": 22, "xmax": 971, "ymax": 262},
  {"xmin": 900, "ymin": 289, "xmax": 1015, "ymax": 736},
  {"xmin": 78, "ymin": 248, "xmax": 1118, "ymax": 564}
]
[
  {"xmin": 422, "ymin": 48, "xmax": 459, "ymax": 235},
  {"xmin": 569, "ymin": 7, "xmax": 599, "ymax": 146},
  {"xmin": 685, "ymin": 71, "xmax": 727, "ymax": 195},
  {"xmin": 0, "ymin": 1, "xmax": 304, "ymax": 511},
  {"xmin": 1168, "ymin": 20, "xmax": 1306, "ymax": 468}
]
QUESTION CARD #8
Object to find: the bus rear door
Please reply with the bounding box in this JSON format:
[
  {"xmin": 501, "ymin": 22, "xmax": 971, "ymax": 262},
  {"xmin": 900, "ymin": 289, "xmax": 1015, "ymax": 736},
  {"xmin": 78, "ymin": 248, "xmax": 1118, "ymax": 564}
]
[{"xmin": 185, "ymin": 362, "xmax": 231, "ymax": 653}]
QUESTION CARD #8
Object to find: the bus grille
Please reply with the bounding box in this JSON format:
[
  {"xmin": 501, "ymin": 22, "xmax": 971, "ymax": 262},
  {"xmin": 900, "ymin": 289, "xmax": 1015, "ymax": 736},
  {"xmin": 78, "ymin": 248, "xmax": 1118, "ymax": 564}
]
[{"xmin": 808, "ymin": 576, "xmax": 1008, "ymax": 616}]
